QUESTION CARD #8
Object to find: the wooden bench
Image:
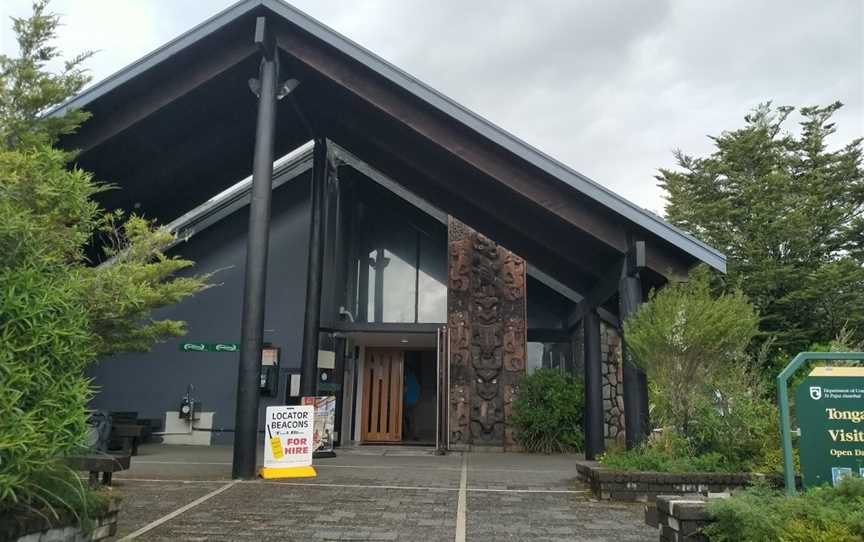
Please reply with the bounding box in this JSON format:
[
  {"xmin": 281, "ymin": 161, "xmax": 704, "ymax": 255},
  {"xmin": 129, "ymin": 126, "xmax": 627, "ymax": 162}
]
[
  {"xmin": 110, "ymin": 424, "xmax": 147, "ymax": 456},
  {"xmin": 66, "ymin": 454, "xmax": 130, "ymax": 487}
]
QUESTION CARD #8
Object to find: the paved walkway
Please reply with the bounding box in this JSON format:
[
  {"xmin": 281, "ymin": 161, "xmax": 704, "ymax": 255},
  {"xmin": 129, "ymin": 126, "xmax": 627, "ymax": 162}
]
[{"xmin": 108, "ymin": 444, "xmax": 651, "ymax": 541}]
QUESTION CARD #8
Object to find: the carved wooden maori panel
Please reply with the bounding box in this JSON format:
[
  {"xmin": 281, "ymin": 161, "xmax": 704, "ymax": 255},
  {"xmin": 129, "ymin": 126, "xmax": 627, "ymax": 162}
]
[{"xmin": 448, "ymin": 217, "xmax": 526, "ymax": 448}]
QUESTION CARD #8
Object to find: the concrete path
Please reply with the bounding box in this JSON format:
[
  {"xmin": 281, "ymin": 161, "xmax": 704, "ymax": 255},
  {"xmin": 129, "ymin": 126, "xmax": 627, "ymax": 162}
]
[{"xmin": 108, "ymin": 444, "xmax": 651, "ymax": 541}]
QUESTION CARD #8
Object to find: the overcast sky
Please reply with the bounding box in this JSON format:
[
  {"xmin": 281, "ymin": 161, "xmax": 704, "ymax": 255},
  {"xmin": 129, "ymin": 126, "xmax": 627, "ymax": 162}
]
[{"xmin": 2, "ymin": 0, "xmax": 862, "ymax": 215}]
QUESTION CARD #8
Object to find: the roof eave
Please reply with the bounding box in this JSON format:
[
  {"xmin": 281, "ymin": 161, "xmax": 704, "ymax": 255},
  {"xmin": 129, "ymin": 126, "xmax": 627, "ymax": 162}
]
[{"xmin": 50, "ymin": 0, "xmax": 727, "ymax": 273}]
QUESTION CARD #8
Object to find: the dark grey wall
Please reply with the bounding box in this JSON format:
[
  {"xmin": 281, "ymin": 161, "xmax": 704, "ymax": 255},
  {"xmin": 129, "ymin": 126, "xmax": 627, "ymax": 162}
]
[{"xmin": 89, "ymin": 177, "xmax": 311, "ymax": 444}]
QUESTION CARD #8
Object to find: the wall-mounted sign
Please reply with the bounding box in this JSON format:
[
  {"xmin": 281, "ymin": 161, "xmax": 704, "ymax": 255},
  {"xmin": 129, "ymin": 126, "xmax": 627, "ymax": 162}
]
[
  {"xmin": 796, "ymin": 366, "xmax": 864, "ymax": 488},
  {"xmin": 263, "ymin": 405, "xmax": 314, "ymax": 470},
  {"xmin": 178, "ymin": 342, "xmax": 240, "ymax": 352}
]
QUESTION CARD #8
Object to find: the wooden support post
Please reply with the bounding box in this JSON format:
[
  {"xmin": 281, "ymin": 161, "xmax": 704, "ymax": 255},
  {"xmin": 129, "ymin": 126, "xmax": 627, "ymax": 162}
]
[{"xmin": 583, "ymin": 308, "xmax": 604, "ymax": 460}]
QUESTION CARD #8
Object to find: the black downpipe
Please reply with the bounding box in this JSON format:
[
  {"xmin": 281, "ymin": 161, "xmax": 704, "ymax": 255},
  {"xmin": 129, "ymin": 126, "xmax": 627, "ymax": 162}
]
[
  {"xmin": 333, "ymin": 336, "xmax": 346, "ymax": 445},
  {"xmin": 583, "ymin": 309, "xmax": 604, "ymax": 460},
  {"xmin": 232, "ymin": 18, "xmax": 278, "ymax": 480},
  {"xmin": 299, "ymin": 138, "xmax": 327, "ymax": 396},
  {"xmin": 620, "ymin": 274, "xmax": 648, "ymax": 448}
]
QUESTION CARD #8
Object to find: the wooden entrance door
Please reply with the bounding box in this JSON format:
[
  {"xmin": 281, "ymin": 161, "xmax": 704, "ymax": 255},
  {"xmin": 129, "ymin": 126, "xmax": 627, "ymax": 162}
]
[{"xmin": 361, "ymin": 349, "xmax": 404, "ymax": 442}]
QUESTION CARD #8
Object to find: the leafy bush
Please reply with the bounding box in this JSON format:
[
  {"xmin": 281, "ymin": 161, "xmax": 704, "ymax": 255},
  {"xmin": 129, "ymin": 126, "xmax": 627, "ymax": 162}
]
[
  {"xmin": 686, "ymin": 365, "xmax": 781, "ymax": 472},
  {"xmin": 704, "ymin": 477, "xmax": 864, "ymax": 542},
  {"xmin": 512, "ymin": 369, "xmax": 584, "ymax": 453},
  {"xmin": 624, "ymin": 266, "xmax": 759, "ymax": 438},
  {"xmin": 0, "ymin": 255, "xmax": 95, "ymax": 511},
  {"xmin": 601, "ymin": 365, "xmax": 792, "ymax": 473},
  {"xmin": 601, "ymin": 267, "xmax": 784, "ymax": 473},
  {"xmin": 1, "ymin": 2, "xmax": 208, "ymax": 519},
  {"xmin": 5, "ymin": 462, "xmax": 112, "ymax": 530}
]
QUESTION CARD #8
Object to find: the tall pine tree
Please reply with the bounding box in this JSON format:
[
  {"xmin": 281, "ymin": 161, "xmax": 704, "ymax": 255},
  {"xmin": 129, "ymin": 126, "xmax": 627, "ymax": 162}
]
[{"xmin": 659, "ymin": 102, "xmax": 864, "ymax": 355}]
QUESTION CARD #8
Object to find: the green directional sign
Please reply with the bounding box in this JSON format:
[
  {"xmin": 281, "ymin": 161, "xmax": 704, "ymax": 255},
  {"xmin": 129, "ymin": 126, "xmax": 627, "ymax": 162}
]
[
  {"xmin": 795, "ymin": 366, "xmax": 864, "ymax": 488},
  {"xmin": 179, "ymin": 342, "xmax": 241, "ymax": 353}
]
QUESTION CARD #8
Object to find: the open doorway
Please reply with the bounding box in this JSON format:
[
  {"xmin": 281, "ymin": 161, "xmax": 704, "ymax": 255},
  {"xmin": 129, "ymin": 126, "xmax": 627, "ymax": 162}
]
[
  {"xmin": 356, "ymin": 344, "xmax": 438, "ymax": 446},
  {"xmin": 403, "ymin": 350, "xmax": 436, "ymax": 444}
]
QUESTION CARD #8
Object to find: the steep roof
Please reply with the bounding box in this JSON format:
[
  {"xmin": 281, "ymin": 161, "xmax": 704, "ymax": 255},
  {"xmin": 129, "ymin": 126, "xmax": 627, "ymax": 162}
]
[{"xmin": 54, "ymin": 0, "xmax": 725, "ymax": 297}]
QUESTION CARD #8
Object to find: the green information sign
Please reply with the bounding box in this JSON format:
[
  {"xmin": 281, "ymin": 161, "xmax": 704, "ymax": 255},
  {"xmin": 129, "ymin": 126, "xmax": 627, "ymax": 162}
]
[
  {"xmin": 178, "ymin": 342, "xmax": 241, "ymax": 353},
  {"xmin": 795, "ymin": 366, "xmax": 864, "ymax": 488}
]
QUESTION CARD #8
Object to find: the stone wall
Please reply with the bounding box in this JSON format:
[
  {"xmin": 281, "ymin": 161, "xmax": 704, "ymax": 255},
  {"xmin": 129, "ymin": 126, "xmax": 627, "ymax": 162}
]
[
  {"xmin": 447, "ymin": 218, "xmax": 527, "ymax": 449},
  {"xmin": 0, "ymin": 500, "xmax": 119, "ymax": 542},
  {"xmin": 601, "ymin": 321, "xmax": 626, "ymax": 447},
  {"xmin": 576, "ymin": 460, "xmax": 785, "ymax": 503},
  {"xmin": 652, "ymin": 495, "xmax": 713, "ymax": 541}
]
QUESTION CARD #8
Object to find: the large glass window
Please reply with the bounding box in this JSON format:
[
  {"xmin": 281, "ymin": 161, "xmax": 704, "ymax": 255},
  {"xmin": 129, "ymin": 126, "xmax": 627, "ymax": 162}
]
[
  {"xmin": 353, "ymin": 187, "xmax": 447, "ymax": 324},
  {"xmin": 417, "ymin": 233, "xmax": 447, "ymax": 323}
]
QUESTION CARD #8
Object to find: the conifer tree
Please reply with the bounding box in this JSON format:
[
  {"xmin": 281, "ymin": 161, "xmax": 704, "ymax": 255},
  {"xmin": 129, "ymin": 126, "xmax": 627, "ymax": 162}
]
[{"xmin": 658, "ymin": 103, "xmax": 864, "ymax": 355}]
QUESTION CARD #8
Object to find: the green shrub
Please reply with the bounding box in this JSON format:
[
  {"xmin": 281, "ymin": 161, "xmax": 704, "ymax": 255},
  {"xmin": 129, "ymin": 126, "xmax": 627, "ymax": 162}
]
[
  {"xmin": 609, "ymin": 267, "xmax": 784, "ymax": 473},
  {"xmin": 0, "ymin": 242, "xmax": 96, "ymax": 512},
  {"xmin": 1, "ymin": 2, "xmax": 208, "ymax": 519},
  {"xmin": 625, "ymin": 266, "xmax": 759, "ymax": 438},
  {"xmin": 7, "ymin": 462, "xmax": 112, "ymax": 530},
  {"xmin": 704, "ymin": 477, "xmax": 864, "ymax": 542},
  {"xmin": 602, "ymin": 365, "xmax": 782, "ymax": 473},
  {"xmin": 686, "ymin": 365, "xmax": 782, "ymax": 472},
  {"xmin": 512, "ymin": 369, "xmax": 584, "ymax": 453},
  {"xmin": 600, "ymin": 431, "xmax": 733, "ymax": 472}
]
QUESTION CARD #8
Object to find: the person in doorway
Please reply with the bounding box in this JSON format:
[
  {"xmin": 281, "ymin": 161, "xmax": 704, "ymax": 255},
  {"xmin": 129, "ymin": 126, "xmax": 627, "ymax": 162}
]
[{"xmin": 403, "ymin": 366, "xmax": 420, "ymax": 441}]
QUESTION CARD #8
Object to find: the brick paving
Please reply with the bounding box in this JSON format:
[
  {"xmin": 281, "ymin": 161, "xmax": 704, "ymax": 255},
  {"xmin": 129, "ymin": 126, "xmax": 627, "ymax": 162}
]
[{"xmin": 108, "ymin": 445, "xmax": 652, "ymax": 541}]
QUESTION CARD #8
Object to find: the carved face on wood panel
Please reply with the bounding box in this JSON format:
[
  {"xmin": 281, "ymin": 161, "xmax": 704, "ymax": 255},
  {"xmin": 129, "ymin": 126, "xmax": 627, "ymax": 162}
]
[
  {"xmin": 473, "ymin": 237, "xmax": 500, "ymax": 287},
  {"xmin": 471, "ymin": 346, "xmax": 502, "ymax": 374},
  {"xmin": 475, "ymin": 375, "xmax": 499, "ymax": 400},
  {"xmin": 448, "ymin": 240, "xmax": 471, "ymax": 291},
  {"xmin": 501, "ymin": 251, "xmax": 526, "ymax": 301},
  {"xmin": 471, "ymin": 421, "xmax": 504, "ymax": 443},
  {"xmin": 449, "ymin": 310, "xmax": 470, "ymax": 368},
  {"xmin": 473, "ymin": 294, "xmax": 500, "ymax": 325},
  {"xmin": 470, "ymin": 396, "xmax": 505, "ymax": 442},
  {"xmin": 503, "ymin": 319, "xmax": 526, "ymax": 372}
]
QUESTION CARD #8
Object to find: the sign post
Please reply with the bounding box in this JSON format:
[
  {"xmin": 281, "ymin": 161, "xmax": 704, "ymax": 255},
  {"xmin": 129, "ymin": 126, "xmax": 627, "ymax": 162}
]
[
  {"xmin": 260, "ymin": 405, "xmax": 317, "ymax": 479},
  {"xmin": 776, "ymin": 352, "xmax": 864, "ymax": 494}
]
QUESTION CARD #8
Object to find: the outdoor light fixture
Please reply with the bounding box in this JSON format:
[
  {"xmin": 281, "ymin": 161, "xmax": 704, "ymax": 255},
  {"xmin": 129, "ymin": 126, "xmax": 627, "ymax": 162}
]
[
  {"xmin": 248, "ymin": 77, "xmax": 300, "ymax": 100},
  {"xmin": 277, "ymin": 78, "xmax": 300, "ymax": 100}
]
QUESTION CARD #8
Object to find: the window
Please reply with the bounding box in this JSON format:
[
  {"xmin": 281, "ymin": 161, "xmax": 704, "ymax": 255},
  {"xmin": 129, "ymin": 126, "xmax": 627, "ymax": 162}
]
[
  {"xmin": 355, "ymin": 199, "xmax": 447, "ymax": 324},
  {"xmin": 527, "ymin": 341, "xmax": 575, "ymax": 375}
]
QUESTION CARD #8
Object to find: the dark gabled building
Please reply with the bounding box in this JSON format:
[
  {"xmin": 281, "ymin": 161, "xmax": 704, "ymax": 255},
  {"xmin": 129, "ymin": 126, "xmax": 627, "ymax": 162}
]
[{"xmin": 60, "ymin": 0, "xmax": 724, "ymax": 460}]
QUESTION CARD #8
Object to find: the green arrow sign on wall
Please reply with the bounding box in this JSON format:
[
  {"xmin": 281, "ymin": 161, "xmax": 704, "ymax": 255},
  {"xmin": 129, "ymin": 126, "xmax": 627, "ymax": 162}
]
[{"xmin": 178, "ymin": 343, "xmax": 241, "ymax": 352}]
